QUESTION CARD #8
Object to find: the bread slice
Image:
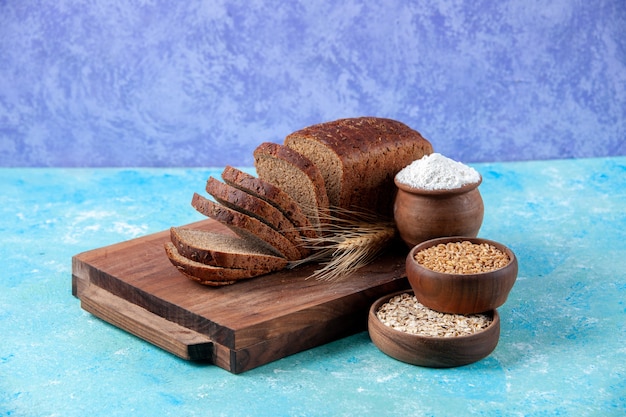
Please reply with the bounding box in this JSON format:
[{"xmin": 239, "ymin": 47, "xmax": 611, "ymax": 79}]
[
  {"xmin": 170, "ymin": 227, "xmax": 288, "ymax": 271},
  {"xmin": 204, "ymin": 176, "xmax": 310, "ymax": 257},
  {"xmin": 221, "ymin": 166, "xmax": 320, "ymax": 240},
  {"xmin": 164, "ymin": 242, "xmax": 269, "ymax": 286},
  {"xmin": 253, "ymin": 142, "xmax": 330, "ymax": 233},
  {"xmin": 284, "ymin": 117, "xmax": 434, "ymax": 217},
  {"xmin": 191, "ymin": 193, "xmax": 302, "ymax": 261}
]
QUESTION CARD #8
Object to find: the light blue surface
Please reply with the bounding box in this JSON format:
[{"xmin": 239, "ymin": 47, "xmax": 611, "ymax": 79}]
[
  {"xmin": 1, "ymin": 1, "xmax": 625, "ymax": 167},
  {"xmin": 1, "ymin": 157, "xmax": 625, "ymax": 416}
]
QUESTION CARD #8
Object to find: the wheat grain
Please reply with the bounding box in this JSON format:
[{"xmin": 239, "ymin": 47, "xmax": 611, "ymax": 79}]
[{"xmin": 415, "ymin": 241, "xmax": 510, "ymax": 274}]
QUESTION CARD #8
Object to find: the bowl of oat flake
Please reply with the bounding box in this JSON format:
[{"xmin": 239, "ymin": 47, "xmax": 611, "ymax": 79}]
[
  {"xmin": 368, "ymin": 290, "xmax": 500, "ymax": 367},
  {"xmin": 406, "ymin": 236, "xmax": 518, "ymax": 315}
]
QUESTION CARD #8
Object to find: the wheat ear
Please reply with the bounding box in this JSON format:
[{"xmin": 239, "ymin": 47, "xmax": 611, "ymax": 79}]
[
  {"xmin": 308, "ymin": 222, "xmax": 397, "ymax": 281},
  {"xmin": 288, "ymin": 206, "xmax": 397, "ymax": 281}
]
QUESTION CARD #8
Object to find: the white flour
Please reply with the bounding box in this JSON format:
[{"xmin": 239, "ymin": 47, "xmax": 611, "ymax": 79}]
[{"xmin": 395, "ymin": 153, "xmax": 481, "ymax": 190}]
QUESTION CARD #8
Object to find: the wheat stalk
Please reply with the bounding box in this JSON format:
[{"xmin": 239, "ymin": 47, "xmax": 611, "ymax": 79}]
[{"xmin": 289, "ymin": 208, "xmax": 398, "ymax": 281}]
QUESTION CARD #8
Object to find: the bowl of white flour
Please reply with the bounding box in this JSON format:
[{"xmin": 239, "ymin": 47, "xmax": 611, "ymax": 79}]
[{"xmin": 393, "ymin": 153, "xmax": 484, "ymax": 247}]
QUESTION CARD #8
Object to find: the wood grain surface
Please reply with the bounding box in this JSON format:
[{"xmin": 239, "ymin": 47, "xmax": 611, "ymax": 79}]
[{"xmin": 72, "ymin": 219, "xmax": 410, "ymax": 373}]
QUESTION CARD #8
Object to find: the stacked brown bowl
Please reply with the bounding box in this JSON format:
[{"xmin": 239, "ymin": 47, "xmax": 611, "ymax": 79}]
[
  {"xmin": 368, "ymin": 236, "xmax": 518, "ymax": 368},
  {"xmin": 369, "ymin": 154, "xmax": 518, "ymax": 367},
  {"xmin": 406, "ymin": 237, "xmax": 518, "ymax": 315}
]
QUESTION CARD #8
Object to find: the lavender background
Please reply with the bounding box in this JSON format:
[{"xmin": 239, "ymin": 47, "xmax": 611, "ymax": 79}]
[{"xmin": 0, "ymin": 0, "xmax": 624, "ymax": 168}]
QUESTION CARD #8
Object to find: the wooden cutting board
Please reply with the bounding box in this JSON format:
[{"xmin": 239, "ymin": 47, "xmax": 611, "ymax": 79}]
[{"xmin": 72, "ymin": 219, "xmax": 410, "ymax": 373}]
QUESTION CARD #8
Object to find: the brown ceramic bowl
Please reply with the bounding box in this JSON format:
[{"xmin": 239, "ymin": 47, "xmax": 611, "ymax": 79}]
[
  {"xmin": 368, "ymin": 291, "xmax": 500, "ymax": 367},
  {"xmin": 406, "ymin": 236, "xmax": 518, "ymax": 314},
  {"xmin": 393, "ymin": 176, "xmax": 484, "ymax": 248}
]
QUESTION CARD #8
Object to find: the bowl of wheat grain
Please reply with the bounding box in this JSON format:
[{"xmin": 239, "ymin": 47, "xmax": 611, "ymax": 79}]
[
  {"xmin": 406, "ymin": 236, "xmax": 518, "ymax": 315},
  {"xmin": 368, "ymin": 290, "xmax": 500, "ymax": 367}
]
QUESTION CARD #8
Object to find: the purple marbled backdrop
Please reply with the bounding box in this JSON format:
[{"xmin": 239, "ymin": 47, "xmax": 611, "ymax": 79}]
[{"xmin": 0, "ymin": 1, "xmax": 624, "ymax": 167}]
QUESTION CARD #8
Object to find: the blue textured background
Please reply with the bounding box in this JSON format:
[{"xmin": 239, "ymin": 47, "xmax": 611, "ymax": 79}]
[
  {"xmin": 1, "ymin": 0, "xmax": 624, "ymax": 167},
  {"xmin": 2, "ymin": 158, "xmax": 626, "ymax": 415}
]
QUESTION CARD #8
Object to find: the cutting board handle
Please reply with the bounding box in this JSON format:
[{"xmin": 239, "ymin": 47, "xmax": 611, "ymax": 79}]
[{"xmin": 80, "ymin": 284, "xmax": 214, "ymax": 361}]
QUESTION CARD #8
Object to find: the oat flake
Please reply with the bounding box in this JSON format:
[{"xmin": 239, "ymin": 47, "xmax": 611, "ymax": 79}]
[{"xmin": 376, "ymin": 293, "xmax": 492, "ymax": 337}]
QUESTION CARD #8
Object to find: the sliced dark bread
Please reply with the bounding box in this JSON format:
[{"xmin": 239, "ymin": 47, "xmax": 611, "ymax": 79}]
[
  {"xmin": 221, "ymin": 166, "xmax": 320, "ymax": 240},
  {"xmin": 170, "ymin": 227, "xmax": 288, "ymax": 271},
  {"xmin": 253, "ymin": 142, "xmax": 330, "ymax": 233},
  {"xmin": 191, "ymin": 193, "xmax": 302, "ymax": 262},
  {"xmin": 164, "ymin": 242, "xmax": 269, "ymax": 286},
  {"xmin": 204, "ymin": 176, "xmax": 310, "ymax": 257}
]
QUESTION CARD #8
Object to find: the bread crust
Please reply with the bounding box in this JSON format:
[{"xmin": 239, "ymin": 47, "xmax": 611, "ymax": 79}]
[
  {"xmin": 191, "ymin": 192, "xmax": 302, "ymax": 261},
  {"xmin": 170, "ymin": 227, "xmax": 288, "ymax": 271},
  {"xmin": 164, "ymin": 242, "xmax": 271, "ymax": 285},
  {"xmin": 253, "ymin": 142, "xmax": 330, "ymax": 231},
  {"xmin": 221, "ymin": 166, "xmax": 319, "ymax": 239},
  {"xmin": 284, "ymin": 117, "xmax": 434, "ymax": 216},
  {"xmin": 205, "ymin": 176, "xmax": 310, "ymax": 257}
]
